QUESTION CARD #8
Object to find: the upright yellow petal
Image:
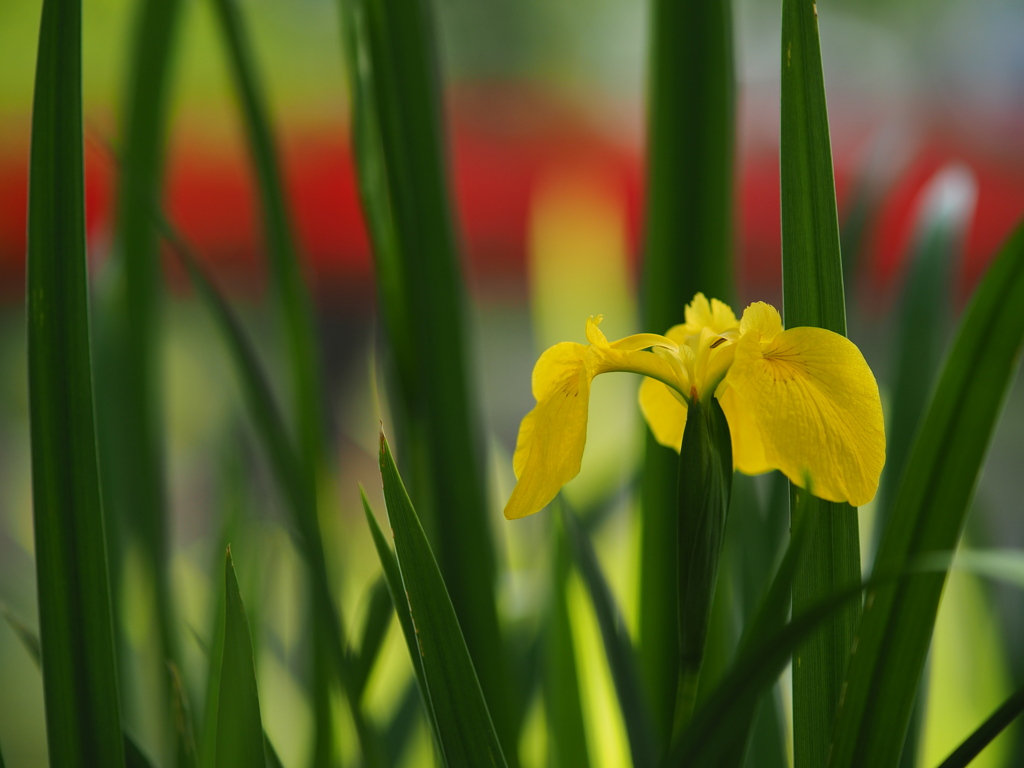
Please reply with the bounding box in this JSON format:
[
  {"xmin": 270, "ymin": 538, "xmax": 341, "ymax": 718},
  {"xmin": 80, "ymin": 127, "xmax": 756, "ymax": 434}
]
[
  {"xmin": 507, "ymin": 343, "xmax": 592, "ymax": 519},
  {"xmin": 726, "ymin": 326, "xmax": 885, "ymax": 506},
  {"xmin": 738, "ymin": 301, "xmax": 784, "ymax": 341},
  {"xmin": 638, "ymin": 378, "xmax": 688, "ymax": 449},
  {"xmin": 685, "ymin": 293, "xmax": 738, "ymax": 334}
]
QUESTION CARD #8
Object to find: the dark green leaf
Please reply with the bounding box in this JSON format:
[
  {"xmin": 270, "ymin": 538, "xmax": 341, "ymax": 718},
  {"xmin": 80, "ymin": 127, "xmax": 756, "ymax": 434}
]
[
  {"xmin": 936, "ymin": 682, "xmax": 1024, "ymax": 768},
  {"xmin": 563, "ymin": 509, "xmax": 657, "ymax": 768},
  {"xmin": 215, "ymin": 548, "xmax": 266, "ymax": 768},
  {"xmin": 378, "ymin": 434, "xmax": 507, "ymax": 767},
  {"xmin": 675, "ymin": 396, "xmax": 733, "ymax": 729},
  {"xmin": 780, "ymin": 1, "xmax": 860, "ymax": 763},
  {"xmin": 830, "ymin": 220, "xmax": 1024, "ymax": 767},
  {"xmin": 26, "ymin": 0, "xmax": 124, "ymax": 764},
  {"xmin": 639, "ymin": 0, "xmax": 735, "ymax": 744},
  {"xmin": 337, "ymin": 0, "xmax": 516, "ymax": 756},
  {"xmin": 169, "ymin": 662, "xmax": 198, "ymax": 768}
]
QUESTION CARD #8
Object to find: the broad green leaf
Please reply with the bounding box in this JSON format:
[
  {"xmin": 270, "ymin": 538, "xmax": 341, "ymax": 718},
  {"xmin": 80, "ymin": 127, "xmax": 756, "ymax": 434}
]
[
  {"xmin": 215, "ymin": 548, "xmax": 266, "ymax": 768},
  {"xmin": 936, "ymin": 683, "xmax": 1024, "ymax": 768},
  {"xmin": 639, "ymin": 0, "xmax": 735, "ymax": 744},
  {"xmin": 26, "ymin": 0, "xmax": 124, "ymax": 764},
  {"xmin": 563, "ymin": 509, "xmax": 657, "ymax": 768},
  {"xmin": 830, "ymin": 220, "xmax": 1024, "ymax": 767},
  {"xmin": 543, "ymin": 517, "xmax": 591, "ymax": 768},
  {"xmin": 377, "ymin": 434, "xmax": 507, "ymax": 767},
  {"xmin": 780, "ymin": 1, "xmax": 859, "ymax": 763},
  {"xmin": 337, "ymin": 0, "xmax": 516, "ymax": 755}
]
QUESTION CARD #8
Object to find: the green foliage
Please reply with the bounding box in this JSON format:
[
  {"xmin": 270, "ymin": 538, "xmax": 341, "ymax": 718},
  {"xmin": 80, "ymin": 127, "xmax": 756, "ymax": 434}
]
[
  {"xmin": 26, "ymin": 0, "xmax": 124, "ymax": 764},
  {"xmin": 377, "ymin": 434, "xmax": 508, "ymax": 767},
  {"xmin": 830, "ymin": 220, "xmax": 1024, "ymax": 768},
  {"xmin": 779, "ymin": 1, "xmax": 860, "ymax": 764},
  {"xmin": 639, "ymin": 0, "xmax": 735, "ymax": 743},
  {"xmin": 214, "ymin": 549, "xmax": 267, "ymax": 768}
]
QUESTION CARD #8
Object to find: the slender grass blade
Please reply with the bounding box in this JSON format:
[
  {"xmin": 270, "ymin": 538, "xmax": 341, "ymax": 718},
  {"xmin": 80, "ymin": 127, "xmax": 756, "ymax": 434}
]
[
  {"xmin": 563, "ymin": 509, "xmax": 657, "ymax": 768},
  {"xmin": 639, "ymin": 0, "xmax": 735, "ymax": 744},
  {"xmin": 26, "ymin": 0, "xmax": 124, "ymax": 764},
  {"xmin": 378, "ymin": 434, "xmax": 507, "ymax": 767},
  {"xmin": 779, "ymin": 1, "xmax": 860, "ymax": 763},
  {"xmin": 936, "ymin": 682, "xmax": 1024, "ymax": 768},
  {"xmin": 830, "ymin": 221, "xmax": 1024, "ymax": 767},
  {"xmin": 215, "ymin": 548, "xmax": 266, "ymax": 768}
]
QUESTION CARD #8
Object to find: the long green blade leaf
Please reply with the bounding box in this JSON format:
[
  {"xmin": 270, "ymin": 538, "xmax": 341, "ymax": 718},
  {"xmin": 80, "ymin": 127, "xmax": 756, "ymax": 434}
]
[
  {"xmin": 215, "ymin": 548, "xmax": 266, "ymax": 768},
  {"xmin": 563, "ymin": 509, "xmax": 657, "ymax": 768},
  {"xmin": 639, "ymin": 0, "xmax": 735, "ymax": 744},
  {"xmin": 378, "ymin": 434, "xmax": 507, "ymax": 767},
  {"xmin": 360, "ymin": 488, "xmax": 434, "ymax": 737},
  {"xmin": 830, "ymin": 220, "xmax": 1024, "ymax": 767},
  {"xmin": 337, "ymin": 1, "xmax": 516, "ymax": 755},
  {"xmin": 779, "ymin": 1, "xmax": 859, "ymax": 763},
  {"xmin": 26, "ymin": 0, "xmax": 124, "ymax": 764}
]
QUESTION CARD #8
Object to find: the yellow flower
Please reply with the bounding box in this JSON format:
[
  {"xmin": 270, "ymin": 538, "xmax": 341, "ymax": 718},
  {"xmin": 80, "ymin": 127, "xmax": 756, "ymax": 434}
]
[{"xmin": 504, "ymin": 293, "xmax": 885, "ymax": 519}]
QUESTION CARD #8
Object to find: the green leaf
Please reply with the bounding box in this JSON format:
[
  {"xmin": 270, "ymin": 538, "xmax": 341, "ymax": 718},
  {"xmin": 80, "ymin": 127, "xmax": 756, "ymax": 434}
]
[
  {"xmin": 26, "ymin": 0, "xmax": 124, "ymax": 764},
  {"xmin": 360, "ymin": 489, "xmax": 437, "ymax": 740},
  {"xmin": 669, "ymin": 574, "xmax": 871, "ymax": 767},
  {"xmin": 563, "ymin": 509, "xmax": 657, "ymax": 768},
  {"xmin": 377, "ymin": 434, "xmax": 507, "ymax": 767},
  {"xmin": 215, "ymin": 548, "xmax": 267, "ymax": 768},
  {"xmin": 543, "ymin": 517, "xmax": 591, "ymax": 768},
  {"xmin": 830, "ymin": 220, "xmax": 1024, "ymax": 767},
  {"xmin": 337, "ymin": 0, "xmax": 516, "ymax": 755},
  {"xmin": 779, "ymin": 1, "xmax": 859, "ymax": 764},
  {"xmin": 674, "ymin": 396, "xmax": 733, "ymax": 731},
  {"xmin": 936, "ymin": 682, "xmax": 1024, "ymax": 768},
  {"xmin": 157, "ymin": 224, "xmax": 385, "ymax": 766},
  {"xmin": 169, "ymin": 662, "xmax": 198, "ymax": 768},
  {"xmin": 639, "ymin": 0, "xmax": 735, "ymax": 744}
]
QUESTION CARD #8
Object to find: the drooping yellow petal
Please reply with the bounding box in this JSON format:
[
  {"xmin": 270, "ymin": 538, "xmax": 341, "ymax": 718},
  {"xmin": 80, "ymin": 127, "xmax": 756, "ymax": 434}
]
[
  {"xmin": 717, "ymin": 385, "xmax": 772, "ymax": 475},
  {"xmin": 638, "ymin": 377, "xmax": 688, "ymax": 449},
  {"xmin": 507, "ymin": 343, "xmax": 592, "ymax": 519},
  {"xmin": 725, "ymin": 326, "xmax": 885, "ymax": 506}
]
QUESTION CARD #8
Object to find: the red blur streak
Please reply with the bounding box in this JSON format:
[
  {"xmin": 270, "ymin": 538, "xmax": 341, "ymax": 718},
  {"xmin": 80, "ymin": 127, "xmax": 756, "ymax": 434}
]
[{"xmin": 1, "ymin": 113, "xmax": 1023, "ymax": 303}]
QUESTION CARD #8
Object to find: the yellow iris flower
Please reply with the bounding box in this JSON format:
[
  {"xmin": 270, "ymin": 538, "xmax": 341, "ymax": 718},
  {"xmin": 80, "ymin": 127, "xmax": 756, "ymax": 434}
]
[{"xmin": 504, "ymin": 293, "xmax": 885, "ymax": 519}]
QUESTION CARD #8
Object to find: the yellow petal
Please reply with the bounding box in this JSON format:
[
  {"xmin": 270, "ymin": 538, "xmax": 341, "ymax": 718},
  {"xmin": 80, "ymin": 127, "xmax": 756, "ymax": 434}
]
[
  {"xmin": 725, "ymin": 326, "xmax": 886, "ymax": 506},
  {"xmin": 739, "ymin": 301, "xmax": 784, "ymax": 341},
  {"xmin": 638, "ymin": 377, "xmax": 688, "ymax": 450},
  {"xmin": 718, "ymin": 385, "xmax": 772, "ymax": 475},
  {"xmin": 507, "ymin": 348, "xmax": 592, "ymax": 519},
  {"xmin": 685, "ymin": 293, "xmax": 739, "ymax": 334}
]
